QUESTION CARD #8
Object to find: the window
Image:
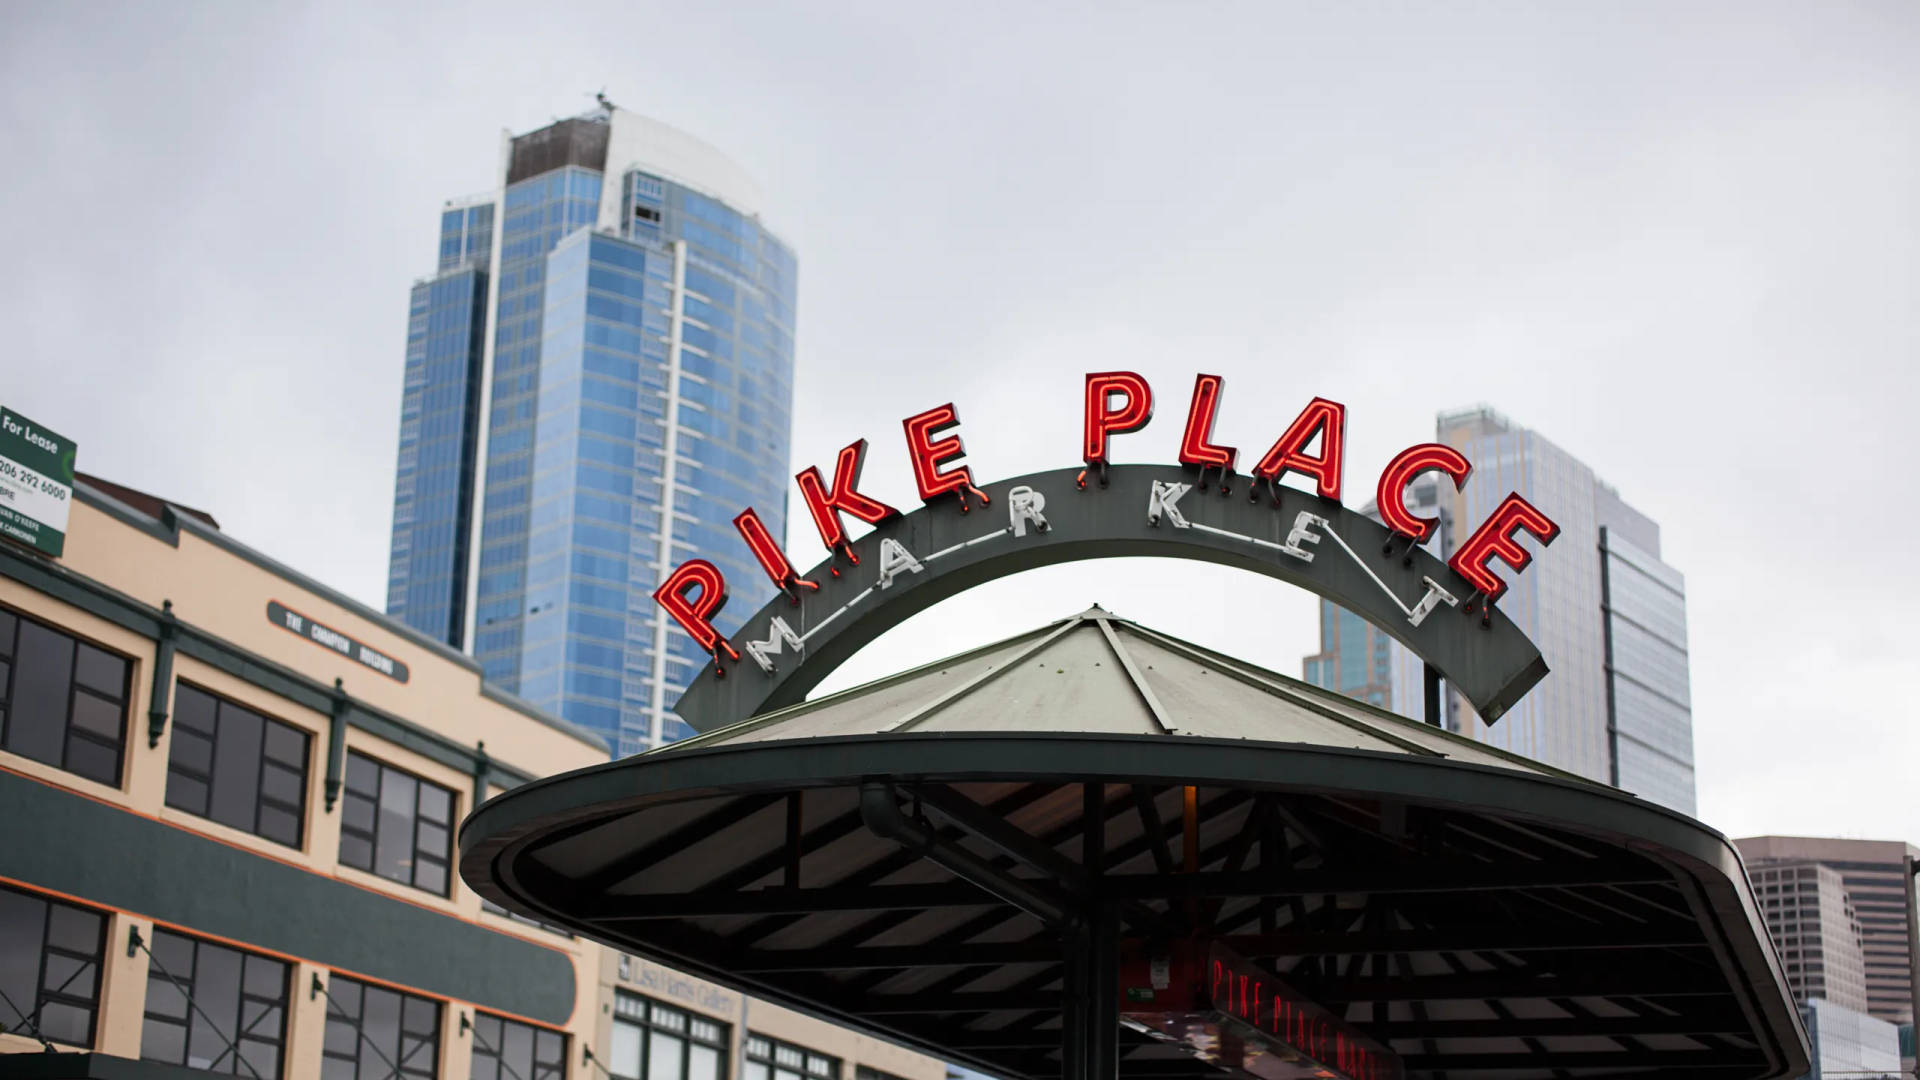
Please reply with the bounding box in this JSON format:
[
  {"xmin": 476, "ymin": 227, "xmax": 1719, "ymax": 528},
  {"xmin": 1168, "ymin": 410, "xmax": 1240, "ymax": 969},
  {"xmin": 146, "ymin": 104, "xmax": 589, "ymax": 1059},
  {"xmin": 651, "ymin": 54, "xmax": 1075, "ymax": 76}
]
[
  {"xmin": 856, "ymin": 1068, "xmax": 908, "ymax": 1080},
  {"xmin": 744, "ymin": 1034, "xmax": 838, "ymax": 1080},
  {"xmin": 0, "ymin": 883, "xmax": 106, "ymax": 1047},
  {"xmin": 609, "ymin": 993, "xmax": 727, "ymax": 1080},
  {"xmin": 470, "ymin": 1011, "xmax": 567, "ymax": 1080},
  {"xmin": 481, "ymin": 897, "xmax": 571, "ymax": 937},
  {"xmin": 338, "ymin": 751, "xmax": 454, "ymax": 895},
  {"xmin": 320, "ymin": 974, "xmax": 440, "ymax": 1080},
  {"xmin": 0, "ymin": 606, "xmax": 130, "ymax": 785},
  {"xmin": 165, "ymin": 684, "xmax": 310, "ymax": 848},
  {"xmin": 140, "ymin": 928, "xmax": 289, "ymax": 1077}
]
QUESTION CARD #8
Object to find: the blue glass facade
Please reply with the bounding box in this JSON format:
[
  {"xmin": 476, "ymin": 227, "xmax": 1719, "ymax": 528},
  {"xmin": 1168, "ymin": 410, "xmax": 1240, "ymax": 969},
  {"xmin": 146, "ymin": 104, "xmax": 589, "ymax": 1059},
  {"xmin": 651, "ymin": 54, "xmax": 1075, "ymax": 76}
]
[
  {"xmin": 1299, "ymin": 409, "xmax": 1697, "ymax": 815},
  {"xmin": 386, "ymin": 109, "xmax": 797, "ymax": 757},
  {"xmin": 385, "ymin": 264, "xmax": 488, "ymax": 646},
  {"xmin": 472, "ymin": 166, "xmax": 606, "ymax": 687},
  {"xmin": 1602, "ymin": 527, "xmax": 1696, "ymax": 813},
  {"xmin": 1300, "ymin": 603, "xmax": 1395, "ymax": 710}
]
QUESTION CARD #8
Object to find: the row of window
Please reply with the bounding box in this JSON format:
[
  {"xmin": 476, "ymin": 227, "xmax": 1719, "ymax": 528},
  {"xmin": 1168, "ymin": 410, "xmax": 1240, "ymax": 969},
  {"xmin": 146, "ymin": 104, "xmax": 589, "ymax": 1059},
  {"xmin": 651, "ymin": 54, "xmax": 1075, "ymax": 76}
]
[
  {"xmin": 4, "ymin": 878, "xmax": 871, "ymax": 1080},
  {"xmin": 0, "ymin": 880, "xmax": 562, "ymax": 1077},
  {"xmin": 1, "ymin": 605, "xmax": 466, "ymax": 901}
]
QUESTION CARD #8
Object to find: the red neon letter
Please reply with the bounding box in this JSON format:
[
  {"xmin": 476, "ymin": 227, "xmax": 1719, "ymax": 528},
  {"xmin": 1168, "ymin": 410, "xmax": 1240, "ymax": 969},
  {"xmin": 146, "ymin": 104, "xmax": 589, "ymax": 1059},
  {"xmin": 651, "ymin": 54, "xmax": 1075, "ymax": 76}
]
[
  {"xmin": 1375, "ymin": 442, "xmax": 1472, "ymax": 543},
  {"xmin": 1211, "ymin": 960, "xmax": 1224, "ymax": 1004},
  {"xmin": 1179, "ymin": 373, "xmax": 1237, "ymax": 472},
  {"xmin": 1083, "ymin": 371, "xmax": 1154, "ymax": 465},
  {"xmin": 1253, "ymin": 397, "xmax": 1347, "ymax": 501},
  {"xmin": 1449, "ymin": 493, "xmax": 1560, "ymax": 600},
  {"xmin": 902, "ymin": 402, "xmax": 981, "ymax": 504},
  {"xmin": 733, "ymin": 508, "xmax": 813, "ymax": 594},
  {"xmin": 651, "ymin": 559, "xmax": 740, "ymax": 661},
  {"xmin": 795, "ymin": 438, "xmax": 900, "ymax": 556}
]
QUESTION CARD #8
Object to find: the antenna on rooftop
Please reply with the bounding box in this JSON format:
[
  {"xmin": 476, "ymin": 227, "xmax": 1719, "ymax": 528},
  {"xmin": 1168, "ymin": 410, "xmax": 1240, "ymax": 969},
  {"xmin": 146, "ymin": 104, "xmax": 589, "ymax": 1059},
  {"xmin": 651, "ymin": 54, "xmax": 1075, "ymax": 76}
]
[{"xmin": 594, "ymin": 89, "xmax": 616, "ymax": 113}]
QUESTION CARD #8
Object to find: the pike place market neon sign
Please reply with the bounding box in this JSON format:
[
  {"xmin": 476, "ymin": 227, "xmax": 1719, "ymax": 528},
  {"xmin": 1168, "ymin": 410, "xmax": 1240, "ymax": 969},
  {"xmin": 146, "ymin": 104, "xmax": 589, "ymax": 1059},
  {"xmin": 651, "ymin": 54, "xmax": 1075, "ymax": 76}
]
[{"xmin": 657, "ymin": 374, "xmax": 1560, "ymax": 732}]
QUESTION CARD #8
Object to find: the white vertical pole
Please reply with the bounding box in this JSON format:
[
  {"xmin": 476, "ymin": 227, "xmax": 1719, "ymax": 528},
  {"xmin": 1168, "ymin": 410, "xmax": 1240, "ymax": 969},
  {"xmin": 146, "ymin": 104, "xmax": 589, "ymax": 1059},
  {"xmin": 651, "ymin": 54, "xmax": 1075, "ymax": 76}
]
[{"xmin": 645, "ymin": 240, "xmax": 689, "ymax": 752}]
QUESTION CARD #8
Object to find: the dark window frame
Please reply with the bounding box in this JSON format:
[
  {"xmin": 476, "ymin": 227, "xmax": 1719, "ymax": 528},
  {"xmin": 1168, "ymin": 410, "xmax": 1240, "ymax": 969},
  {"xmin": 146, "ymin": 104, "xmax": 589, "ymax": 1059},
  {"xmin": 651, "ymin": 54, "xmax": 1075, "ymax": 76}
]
[
  {"xmin": 319, "ymin": 973, "xmax": 442, "ymax": 1080},
  {"xmin": 338, "ymin": 750, "xmax": 456, "ymax": 896},
  {"xmin": 470, "ymin": 1010, "xmax": 568, "ymax": 1080},
  {"xmin": 0, "ymin": 881, "xmax": 108, "ymax": 1048},
  {"xmin": 139, "ymin": 926, "xmax": 290, "ymax": 1077},
  {"xmin": 745, "ymin": 1032, "xmax": 840, "ymax": 1080},
  {"xmin": 164, "ymin": 682, "xmax": 312, "ymax": 849},
  {"xmin": 610, "ymin": 991, "xmax": 730, "ymax": 1080},
  {"xmin": 0, "ymin": 604, "xmax": 132, "ymax": 787}
]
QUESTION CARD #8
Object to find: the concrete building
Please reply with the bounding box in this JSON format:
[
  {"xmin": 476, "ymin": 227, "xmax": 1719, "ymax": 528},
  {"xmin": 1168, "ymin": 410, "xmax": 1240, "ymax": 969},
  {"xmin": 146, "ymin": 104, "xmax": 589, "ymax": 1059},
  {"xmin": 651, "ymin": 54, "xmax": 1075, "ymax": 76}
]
[
  {"xmin": 386, "ymin": 102, "xmax": 798, "ymax": 757},
  {"xmin": 1738, "ymin": 835, "xmax": 1920, "ymax": 1028},
  {"xmin": 1745, "ymin": 860, "xmax": 1873, "ymax": 1014},
  {"xmin": 1301, "ymin": 407, "xmax": 1698, "ymax": 815},
  {"xmin": 0, "ymin": 475, "xmax": 943, "ymax": 1080}
]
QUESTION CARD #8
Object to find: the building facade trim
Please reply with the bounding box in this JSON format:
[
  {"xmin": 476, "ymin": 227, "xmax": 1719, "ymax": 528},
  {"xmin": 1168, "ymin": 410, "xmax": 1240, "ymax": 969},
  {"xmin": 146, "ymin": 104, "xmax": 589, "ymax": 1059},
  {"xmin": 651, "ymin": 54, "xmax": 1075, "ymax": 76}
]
[
  {"xmin": 0, "ymin": 768, "xmax": 577, "ymax": 1024},
  {"xmin": 68, "ymin": 481, "xmax": 609, "ymax": 754},
  {"xmin": 0, "ymin": 541, "xmax": 548, "ymax": 792}
]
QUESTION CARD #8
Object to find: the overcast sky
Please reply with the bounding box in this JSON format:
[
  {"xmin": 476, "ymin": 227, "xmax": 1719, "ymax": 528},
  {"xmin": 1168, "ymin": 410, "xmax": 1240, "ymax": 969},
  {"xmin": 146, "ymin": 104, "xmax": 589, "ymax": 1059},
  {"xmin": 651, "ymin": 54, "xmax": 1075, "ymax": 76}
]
[{"xmin": 3, "ymin": 3, "xmax": 1915, "ymax": 844}]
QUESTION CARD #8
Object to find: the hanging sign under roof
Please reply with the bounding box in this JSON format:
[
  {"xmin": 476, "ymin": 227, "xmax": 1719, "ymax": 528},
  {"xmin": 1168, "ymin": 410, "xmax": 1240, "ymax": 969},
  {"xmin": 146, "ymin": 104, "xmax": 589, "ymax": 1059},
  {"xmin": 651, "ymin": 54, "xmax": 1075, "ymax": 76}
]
[{"xmin": 656, "ymin": 373, "xmax": 1560, "ymax": 732}]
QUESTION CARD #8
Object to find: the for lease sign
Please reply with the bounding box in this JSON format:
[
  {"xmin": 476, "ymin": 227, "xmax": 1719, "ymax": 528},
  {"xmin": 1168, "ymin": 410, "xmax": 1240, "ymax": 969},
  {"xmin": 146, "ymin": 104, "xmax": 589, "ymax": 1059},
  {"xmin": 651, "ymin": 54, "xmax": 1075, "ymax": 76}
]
[{"xmin": 0, "ymin": 408, "xmax": 76, "ymax": 557}]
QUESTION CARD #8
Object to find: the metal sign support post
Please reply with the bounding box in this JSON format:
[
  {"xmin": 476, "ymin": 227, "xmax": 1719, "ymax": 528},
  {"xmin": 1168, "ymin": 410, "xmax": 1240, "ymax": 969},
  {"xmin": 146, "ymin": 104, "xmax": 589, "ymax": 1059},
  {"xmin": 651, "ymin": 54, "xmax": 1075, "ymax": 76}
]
[{"xmin": 1060, "ymin": 905, "xmax": 1121, "ymax": 1080}]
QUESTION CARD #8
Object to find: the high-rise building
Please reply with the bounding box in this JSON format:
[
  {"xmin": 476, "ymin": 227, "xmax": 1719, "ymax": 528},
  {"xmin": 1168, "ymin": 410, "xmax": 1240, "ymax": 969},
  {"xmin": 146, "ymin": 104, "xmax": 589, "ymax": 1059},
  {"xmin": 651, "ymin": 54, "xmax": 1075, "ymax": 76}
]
[
  {"xmin": 1301, "ymin": 407, "xmax": 1698, "ymax": 815},
  {"xmin": 386, "ymin": 103, "xmax": 798, "ymax": 756},
  {"xmin": 1737, "ymin": 835, "xmax": 1920, "ymax": 1027},
  {"xmin": 1799, "ymin": 998, "xmax": 1904, "ymax": 1080},
  {"xmin": 1745, "ymin": 859, "xmax": 1873, "ymax": 1013}
]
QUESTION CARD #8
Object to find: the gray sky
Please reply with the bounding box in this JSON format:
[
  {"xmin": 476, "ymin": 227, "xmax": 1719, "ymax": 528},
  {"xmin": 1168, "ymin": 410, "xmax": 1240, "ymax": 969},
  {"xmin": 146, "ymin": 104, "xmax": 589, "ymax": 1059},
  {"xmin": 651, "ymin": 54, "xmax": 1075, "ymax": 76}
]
[{"xmin": 4, "ymin": 3, "xmax": 1916, "ymax": 843}]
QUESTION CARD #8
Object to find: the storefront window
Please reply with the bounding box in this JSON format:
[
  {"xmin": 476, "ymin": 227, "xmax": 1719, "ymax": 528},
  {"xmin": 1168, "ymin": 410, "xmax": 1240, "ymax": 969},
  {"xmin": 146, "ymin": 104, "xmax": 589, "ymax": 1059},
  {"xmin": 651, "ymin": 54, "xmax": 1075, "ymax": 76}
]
[
  {"xmin": 744, "ymin": 1033, "xmax": 838, "ymax": 1080},
  {"xmin": 609, "ymin": 993, "xmax": 728, "ymax": 1080},
  {"xmin": 140, "ymin": 928, "xmax": 289, "ymax": 1077},
  {"xmin": 470, "ymin": 1010, "xmax": 567, "ymax": 1080},
  {"xmin": 0, "ymin": 882, "xmax": 106, "ymax": 1047},
  {"xmin": 319, "ymin": 974, "xmax": 440, "ymax": 1080}
]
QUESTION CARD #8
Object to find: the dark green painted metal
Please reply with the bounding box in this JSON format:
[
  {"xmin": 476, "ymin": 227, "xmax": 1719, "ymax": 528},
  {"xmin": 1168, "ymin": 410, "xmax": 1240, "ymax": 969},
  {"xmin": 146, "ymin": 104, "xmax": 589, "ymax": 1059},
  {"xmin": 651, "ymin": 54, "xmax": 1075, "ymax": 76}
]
[
  {"xmin": 146, "ymin": 600, "xmax": 176, "ymax": 748},
  {"xmin": 673, "ymin": 464, "xmax": 1548, "ymax": 733},
  {"xmin": 0, "ymin": 768, "xmax": 576, "ymax": 1024},
  {"xmin": 325, "ymin": 678, "xmax": 349, "ymax": 813},
  {"xmin": 473, "ymin": 740, "xmax": 492, "ymax": 809},
  {"xmin": 6, "ymin": 1052, "xmax": 233, "ymax": 1080},
  {"xmin": 0, "ymin": 542, "xmax": 544, "ymax": 790},
  {"xmin": 67, "ymin": 481, "xmax": 607, "ymax": 753},
  {"xmin": 458, "ymin": 731, "xmax": 1807, "ymax": 1080}
]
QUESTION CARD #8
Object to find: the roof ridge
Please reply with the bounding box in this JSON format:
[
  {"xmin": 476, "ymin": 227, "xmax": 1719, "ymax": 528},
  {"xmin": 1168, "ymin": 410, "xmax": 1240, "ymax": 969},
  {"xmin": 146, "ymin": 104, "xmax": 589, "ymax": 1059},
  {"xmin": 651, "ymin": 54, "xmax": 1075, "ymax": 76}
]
[{"xmin": 1115, "ymin": 621, "xmax": 1449, "ymax": 759}]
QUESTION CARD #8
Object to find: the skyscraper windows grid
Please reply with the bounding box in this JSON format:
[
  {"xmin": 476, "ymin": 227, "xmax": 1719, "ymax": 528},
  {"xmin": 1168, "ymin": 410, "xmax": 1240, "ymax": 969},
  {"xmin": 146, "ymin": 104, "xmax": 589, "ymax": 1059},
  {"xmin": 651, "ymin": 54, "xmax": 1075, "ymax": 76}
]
[
  {"xmin": 386, "ymin": 106, "xmax": 796, "ymax": 758},
  {"xmin": 1298, "ymin": 409, "xmax": 1696, "ymax": 814}
]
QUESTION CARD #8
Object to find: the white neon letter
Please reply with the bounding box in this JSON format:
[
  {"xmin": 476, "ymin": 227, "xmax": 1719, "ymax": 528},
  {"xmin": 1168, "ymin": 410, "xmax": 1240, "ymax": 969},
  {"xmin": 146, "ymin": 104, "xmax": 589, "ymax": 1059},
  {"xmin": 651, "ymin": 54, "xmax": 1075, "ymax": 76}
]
[
  {"xmin": 876, "ymin": 537, "xmax": 925, "ymax": 589},
  {"xmin": 1280, "ymin": 512, "xmax": 1325, "ymax": 562},
  {"xmin": 744, "ymin": 616, "xmax": 804, "ymax": 674},
  {"xmin": 1407, "ymin": 576, "xmax": 1459, "ymax": 627},
  {"xmin": 1148, "ymin": 480, "xmax": 1193, "ymax": 528},
  {"xmin": 1008, "ymin": 485, "xmax": 1049, "ymax": 537}
]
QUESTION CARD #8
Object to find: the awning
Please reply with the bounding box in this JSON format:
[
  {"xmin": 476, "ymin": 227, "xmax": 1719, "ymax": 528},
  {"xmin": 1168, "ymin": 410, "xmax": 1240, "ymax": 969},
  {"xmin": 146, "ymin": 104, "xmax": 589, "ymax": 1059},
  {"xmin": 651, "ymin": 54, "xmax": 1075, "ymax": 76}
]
[{"xmin": 461, "ymin": 608, "xmax": 1808, "ymax": 1080}]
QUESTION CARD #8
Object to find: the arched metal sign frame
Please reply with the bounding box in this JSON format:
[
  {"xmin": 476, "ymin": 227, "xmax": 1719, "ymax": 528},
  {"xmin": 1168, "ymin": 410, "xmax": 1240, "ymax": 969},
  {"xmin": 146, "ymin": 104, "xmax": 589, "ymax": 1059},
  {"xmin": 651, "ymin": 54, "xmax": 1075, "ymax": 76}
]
[{"xmin": 674, "ymin": 464, "xmax": 1547, "ymax": 733}]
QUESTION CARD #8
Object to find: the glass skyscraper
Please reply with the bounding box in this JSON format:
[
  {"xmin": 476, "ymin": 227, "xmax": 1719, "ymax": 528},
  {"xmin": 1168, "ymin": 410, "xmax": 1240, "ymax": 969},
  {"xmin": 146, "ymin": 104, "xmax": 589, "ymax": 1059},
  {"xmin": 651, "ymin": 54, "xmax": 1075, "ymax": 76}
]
[
  {"xmin": 386, "ymin": 105, "xmax": 796, "ymax": 756},
  {"xmin": 1301, "ymin": 407, "xmax": 1698, "ymax": 815}
]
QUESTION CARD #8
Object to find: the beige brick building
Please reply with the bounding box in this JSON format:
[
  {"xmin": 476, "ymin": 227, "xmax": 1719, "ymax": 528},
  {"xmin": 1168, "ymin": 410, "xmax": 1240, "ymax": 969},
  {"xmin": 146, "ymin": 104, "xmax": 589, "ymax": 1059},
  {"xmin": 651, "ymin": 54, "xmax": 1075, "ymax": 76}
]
[{"xmin": 0, "ymin": 476, "xmax": 943, "ymax": 1080}]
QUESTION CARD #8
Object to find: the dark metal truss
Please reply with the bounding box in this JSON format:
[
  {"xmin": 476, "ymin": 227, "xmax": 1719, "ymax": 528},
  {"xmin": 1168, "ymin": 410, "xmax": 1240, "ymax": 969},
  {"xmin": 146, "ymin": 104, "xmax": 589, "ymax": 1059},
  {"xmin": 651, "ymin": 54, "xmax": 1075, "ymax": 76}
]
[{"xmin": 481, "ymin": 775, "xmax": 1799, "ymax": 1080}]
